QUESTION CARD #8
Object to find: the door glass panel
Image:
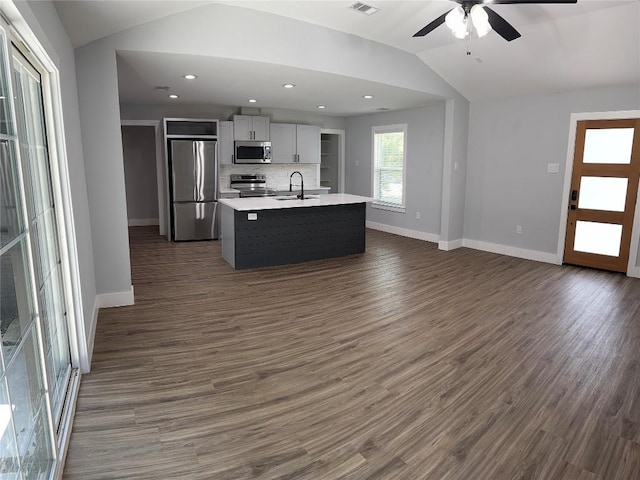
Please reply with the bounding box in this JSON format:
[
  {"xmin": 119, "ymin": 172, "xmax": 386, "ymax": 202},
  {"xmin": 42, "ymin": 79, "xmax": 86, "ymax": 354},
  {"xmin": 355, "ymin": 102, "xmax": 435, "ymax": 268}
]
[
  {"xmin": 0, "ymin": 33, "xmax": 12, "ymax": 136},
  {"xmin": 578, "ymin": 177, "xmax": 628, "ymax": 212},
  {"xmin": 1, "ymin": 239, "xmax": 34, "ymax": 366},
  {"xmin": 40, "ymin": 265, "xmax": 70, "ymax": 419},
  {"xmin": 0, "ymin": 139, "xmax": 23, "ymax": 248},
  {"xmin": 5, "ymin": 330, "xmax": 53, "ymax": 478},
  {"xmin": 574, "ymin": 221, "xmax": 623, "ymax": 257},
  {"xmin": 0, "ymin": 377, "xmax": 20, "ymax": 480},
  {"xmin": 583, "ymin": 128, "xmax": 634, "ymax": 164}
]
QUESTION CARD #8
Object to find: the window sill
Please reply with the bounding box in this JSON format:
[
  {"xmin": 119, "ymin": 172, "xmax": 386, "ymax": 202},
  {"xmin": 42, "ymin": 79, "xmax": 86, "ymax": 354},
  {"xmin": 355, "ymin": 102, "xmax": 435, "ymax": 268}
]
[{"xmin": 371, "ymin": 202, "xmax": 406, "ymax": 213}]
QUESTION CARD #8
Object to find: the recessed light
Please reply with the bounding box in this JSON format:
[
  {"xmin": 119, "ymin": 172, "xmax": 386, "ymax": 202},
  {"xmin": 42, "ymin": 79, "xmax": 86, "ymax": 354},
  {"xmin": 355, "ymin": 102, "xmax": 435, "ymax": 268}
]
[
  {"xmin": 316, "ymin": 105, "xmax": 326, "ymax": 109},
  {"xmin": 183, "ymin": 74, "xmax": 197, "ymax": 80},
  {"xmin": 363, "ymin": 95, "xmax": 374, "ymax": 99},
  {"xmin": 350, "ymin": 2, "xmax": 379, "ymax": 15},
  {"xmin": 168, "ymin": 94, "xmax": 179, "ymax": 99},
  {"xmin": 248, "ymin": 99, "xmax": 257, "ymax": 103},
  {"xmin": 282, "ymin": 83, "xmax": 296, "ymax": 89}
]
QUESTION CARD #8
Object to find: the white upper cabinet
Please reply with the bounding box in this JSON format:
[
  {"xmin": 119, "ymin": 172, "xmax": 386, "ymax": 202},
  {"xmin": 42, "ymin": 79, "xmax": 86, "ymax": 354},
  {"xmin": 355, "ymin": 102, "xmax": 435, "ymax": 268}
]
[
  {"xmin": 270, "ymin": 123, "xmax": 296, "ymax": 163},
  {"xmin": 218, "ymin": 121, "xmax": 234, "ymax": 165},
  {"xmin": 270, "ymin": 123, "xmax": 321, "ymax": 164},
  {"xmin": 296, "ymin": 124, "xmax": 321, "ymax": 164},
  {"xmin": 233, "ymin": 115, "xmax": 270, "ymax": 141}
]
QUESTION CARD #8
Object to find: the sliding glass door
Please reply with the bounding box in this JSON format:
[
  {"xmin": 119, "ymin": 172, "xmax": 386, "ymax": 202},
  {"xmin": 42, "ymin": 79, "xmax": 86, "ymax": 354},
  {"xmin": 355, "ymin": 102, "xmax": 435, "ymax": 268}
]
[{"xmin": 0, "ymin": 22, "xmax": 75, "ymax": 480}]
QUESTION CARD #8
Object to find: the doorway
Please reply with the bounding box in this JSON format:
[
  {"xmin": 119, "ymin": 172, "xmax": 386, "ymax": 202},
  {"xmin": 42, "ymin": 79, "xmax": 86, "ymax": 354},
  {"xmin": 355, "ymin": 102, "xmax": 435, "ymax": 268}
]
[
  {"xmin": 120, "ymin": 120, "xmax": 165, "ymax": 237},
  {"xmin": 121, "ymin": 125, "xmax": 160, "ymax": 227},
  {"xmin": 563, "ymin": 118, "xmax": 640, "ymax": 272},
  {"xmin": 320, "ymin": 129, "xmax": 345, "ymax": 193}
]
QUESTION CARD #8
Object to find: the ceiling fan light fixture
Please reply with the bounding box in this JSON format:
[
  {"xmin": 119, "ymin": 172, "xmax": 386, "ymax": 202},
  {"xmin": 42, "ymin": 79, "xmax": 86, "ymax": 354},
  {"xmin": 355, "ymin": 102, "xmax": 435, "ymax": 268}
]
[
  {"xmin": 470, "ymin": 5, "xmax": 492, "ymax": 38},
  {"xmin": 445, "ymin": 6, "xmax": 468, "ymax": 39}
]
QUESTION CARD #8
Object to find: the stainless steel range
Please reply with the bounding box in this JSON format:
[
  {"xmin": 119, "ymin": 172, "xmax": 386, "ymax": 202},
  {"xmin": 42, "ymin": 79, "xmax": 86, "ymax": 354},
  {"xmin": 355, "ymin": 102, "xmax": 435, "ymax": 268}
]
[{"xmin": 230, "ymin": 174, "xmax": 278, "ymax": 197}]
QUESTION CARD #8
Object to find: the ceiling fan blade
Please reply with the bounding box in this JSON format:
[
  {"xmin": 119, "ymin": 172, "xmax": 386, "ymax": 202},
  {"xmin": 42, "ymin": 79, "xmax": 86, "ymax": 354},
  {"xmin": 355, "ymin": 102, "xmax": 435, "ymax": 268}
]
[
  {"xmin": 484, "ymin": 6, "xmax": 521, "ymax": 41},
  {"xmin": 486, "ymin": 0, "xmax": 577, "ymax": 4},
  {"xmin": 413, "ymin": 9, "xmax": 452, "ymax": 37}
]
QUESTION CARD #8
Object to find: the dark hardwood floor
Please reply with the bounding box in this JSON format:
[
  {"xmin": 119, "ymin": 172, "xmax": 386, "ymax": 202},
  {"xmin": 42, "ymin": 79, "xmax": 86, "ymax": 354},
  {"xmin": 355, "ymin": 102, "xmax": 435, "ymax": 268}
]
[{"xmin": 63, "ymin": 226, "xmax": 640, "ymax": 479}]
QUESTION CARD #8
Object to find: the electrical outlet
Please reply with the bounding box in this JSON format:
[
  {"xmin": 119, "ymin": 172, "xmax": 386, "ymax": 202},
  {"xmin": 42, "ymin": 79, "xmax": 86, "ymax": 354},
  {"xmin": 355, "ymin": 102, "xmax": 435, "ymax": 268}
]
[
  {"xmin": 454, "ymin": 162, "xmax": 460, "ymax": 171},
  {"xmin": 516, "ymin": 225, "xmax": 522, "ymax": 234},
  {"xmin": 355, "ymin": 160, "xmax": 359, "ymax": 166},
  {"xmin": 416, "ymin": 211, "xmax": 421, "ymax": 220}
]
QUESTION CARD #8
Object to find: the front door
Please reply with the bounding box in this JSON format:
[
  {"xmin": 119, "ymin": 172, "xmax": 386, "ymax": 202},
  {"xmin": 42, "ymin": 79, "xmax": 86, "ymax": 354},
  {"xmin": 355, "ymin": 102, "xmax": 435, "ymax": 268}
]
[{"xmin": 564, "ymin": 119, "xmax": 640, "ymax": 272}]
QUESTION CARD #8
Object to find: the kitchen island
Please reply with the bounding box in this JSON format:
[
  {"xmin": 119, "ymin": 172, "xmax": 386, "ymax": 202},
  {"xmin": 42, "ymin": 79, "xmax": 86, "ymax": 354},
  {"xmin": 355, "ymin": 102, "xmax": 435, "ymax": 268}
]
[{"xmin": 219, "ymin": 194, "xmax": 372, "ymax": 269}]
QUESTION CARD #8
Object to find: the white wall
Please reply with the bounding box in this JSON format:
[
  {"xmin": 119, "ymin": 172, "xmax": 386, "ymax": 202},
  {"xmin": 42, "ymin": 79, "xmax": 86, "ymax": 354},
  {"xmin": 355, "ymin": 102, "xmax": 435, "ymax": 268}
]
[
  {"xmin": 346, "ymin": 103, "xmax": 446, "ymax": 237},
  {"xmin": 74, "ymin": 2, "xmax": 465, "ymax": 298},
  {"xmin": 9, "ymin": 0, "xmax": 96, "ymax": 366},
  {"xmin": 465, "ymin": 84, "xmax": 640, "ymax": 256}
]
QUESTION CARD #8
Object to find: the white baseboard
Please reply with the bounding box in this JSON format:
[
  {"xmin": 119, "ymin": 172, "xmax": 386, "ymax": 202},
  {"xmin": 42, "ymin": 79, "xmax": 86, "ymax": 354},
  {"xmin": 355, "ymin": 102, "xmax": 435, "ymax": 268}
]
[
  {"xmin": 463, "ymin": 239, "xmax": 560, "ymax": 265},
  {"xmin": 366, "ymin": 221, "xmax": 439, "ymax": 244},
  {"xmin": 128, "ymin": 218, "xmax": 159, "ymax": 226},
  {"xmin": 96, "ymin": 285, "xmax": 135, "ymax": 308},
  {"xmin": 438, "ymin": 239, "xmax": 463, "ymax": 251},
  {"xmin": 628, "ymin": 266, "xmax": 640, "ymax": 279},
  {"xmin": 85, "ymin": 297, "xmax": 99, "ymax": 370}
]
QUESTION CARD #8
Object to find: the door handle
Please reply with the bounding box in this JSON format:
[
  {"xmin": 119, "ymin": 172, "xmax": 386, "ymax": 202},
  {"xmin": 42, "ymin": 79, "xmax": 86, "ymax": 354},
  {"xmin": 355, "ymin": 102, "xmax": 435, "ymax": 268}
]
[{"xmin": 571, "ymin": 190, "xmax": 578, "ymax": 201}]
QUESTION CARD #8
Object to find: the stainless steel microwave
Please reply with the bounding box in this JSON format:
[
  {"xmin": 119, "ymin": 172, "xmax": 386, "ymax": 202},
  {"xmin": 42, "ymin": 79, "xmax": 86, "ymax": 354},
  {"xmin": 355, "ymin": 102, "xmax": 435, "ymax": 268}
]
[{"xmin": 234, "ymin": 141, "xmax": 272, "ymax": 164}]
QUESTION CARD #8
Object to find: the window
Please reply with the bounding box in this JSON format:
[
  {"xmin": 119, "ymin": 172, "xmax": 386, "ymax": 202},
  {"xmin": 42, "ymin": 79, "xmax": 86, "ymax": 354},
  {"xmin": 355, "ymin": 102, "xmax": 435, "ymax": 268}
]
[{"xmin": 372, "ymin": 124, "xmax": 407, "ymax": 211}]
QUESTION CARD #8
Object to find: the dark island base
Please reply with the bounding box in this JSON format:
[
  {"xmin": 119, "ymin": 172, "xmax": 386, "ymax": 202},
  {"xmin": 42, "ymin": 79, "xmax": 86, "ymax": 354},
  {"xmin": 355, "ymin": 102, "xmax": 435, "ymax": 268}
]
[{"xmin": 230, "ymin": 203, "xmax": 366, "ymax": 269}]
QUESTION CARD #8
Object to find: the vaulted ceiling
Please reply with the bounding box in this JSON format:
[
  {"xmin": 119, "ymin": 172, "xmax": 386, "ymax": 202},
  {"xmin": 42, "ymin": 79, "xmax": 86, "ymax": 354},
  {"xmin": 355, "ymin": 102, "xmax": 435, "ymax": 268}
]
[{"xmin": 53, "ymin": 0, "xmax": 639, "ymax": 113}]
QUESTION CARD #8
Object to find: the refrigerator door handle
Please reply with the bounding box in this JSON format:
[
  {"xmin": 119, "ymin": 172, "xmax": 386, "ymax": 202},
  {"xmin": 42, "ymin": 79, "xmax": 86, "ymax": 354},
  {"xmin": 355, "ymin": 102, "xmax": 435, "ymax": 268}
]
[{"xmin": 211, "ymin": 201, "xmax": 218, "ymax": 239}]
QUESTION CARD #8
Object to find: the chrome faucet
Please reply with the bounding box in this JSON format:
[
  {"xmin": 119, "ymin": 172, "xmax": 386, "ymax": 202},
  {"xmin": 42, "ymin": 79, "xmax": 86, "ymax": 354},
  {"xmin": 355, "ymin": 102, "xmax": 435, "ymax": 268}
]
[{"xmin": 289, "ymin": 171, "xmax": 304, "ymax": 199}]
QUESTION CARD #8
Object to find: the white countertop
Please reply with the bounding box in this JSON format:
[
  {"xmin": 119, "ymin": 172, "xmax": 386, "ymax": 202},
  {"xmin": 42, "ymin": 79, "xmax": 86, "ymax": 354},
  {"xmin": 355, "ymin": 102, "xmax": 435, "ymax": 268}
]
[{"xmin": 219, "ymin": 193, "xmax": 373, "ymax": 211}]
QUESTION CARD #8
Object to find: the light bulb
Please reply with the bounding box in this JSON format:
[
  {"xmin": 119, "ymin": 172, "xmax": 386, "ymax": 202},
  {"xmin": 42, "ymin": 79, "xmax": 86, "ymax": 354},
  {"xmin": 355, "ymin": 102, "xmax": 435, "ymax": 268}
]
[
  {"xmin": 470, "ymin": 5, "xmax": 492, "ymax": 38},
  {"xmin": 445, "ymin": 6, "xmax": 469, "ymax": 39}
]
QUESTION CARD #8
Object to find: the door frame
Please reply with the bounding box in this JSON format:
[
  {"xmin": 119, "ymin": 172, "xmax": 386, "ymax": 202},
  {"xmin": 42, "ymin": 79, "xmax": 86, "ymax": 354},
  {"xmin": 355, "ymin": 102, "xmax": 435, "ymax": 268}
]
[
  {"xmin": 120, "ymin": 120, "xmax": 165, "ymax": 236},
  {"xmin": 557, "ymin": 110, "xmax": 640, "ymax": 278},
  {"xmin": 321, "ymin": 128, "xmax": 346, "ymax": 193}
]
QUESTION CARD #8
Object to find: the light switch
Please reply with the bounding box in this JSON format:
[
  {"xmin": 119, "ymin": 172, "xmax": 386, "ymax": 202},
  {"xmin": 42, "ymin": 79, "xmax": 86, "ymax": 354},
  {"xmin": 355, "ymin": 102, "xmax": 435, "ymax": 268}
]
[
  {"xmin": 547, "ymin": 163, "xmax": 560, "ymax": 174},
  {"xmin": 248, "ymin": 213, "xmax": 258, "ymax": 221}
]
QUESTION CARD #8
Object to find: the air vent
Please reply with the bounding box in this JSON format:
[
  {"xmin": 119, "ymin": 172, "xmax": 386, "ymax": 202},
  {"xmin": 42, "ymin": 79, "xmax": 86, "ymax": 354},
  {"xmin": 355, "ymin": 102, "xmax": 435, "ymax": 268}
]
[
  {"xmin": 350, "ymin": 2, "xmax": 379, "ymax": 15},
  {"xmin": 153, "ymin": 85, "xmax": 170, "ymax": 92}
]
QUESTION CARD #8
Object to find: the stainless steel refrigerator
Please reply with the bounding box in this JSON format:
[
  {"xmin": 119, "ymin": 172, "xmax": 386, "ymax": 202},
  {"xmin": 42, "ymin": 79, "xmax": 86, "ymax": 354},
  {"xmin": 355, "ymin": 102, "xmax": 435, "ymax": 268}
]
[{"xmin": 169, "ymin": 139, "xmax": 218, "ymax": 241}]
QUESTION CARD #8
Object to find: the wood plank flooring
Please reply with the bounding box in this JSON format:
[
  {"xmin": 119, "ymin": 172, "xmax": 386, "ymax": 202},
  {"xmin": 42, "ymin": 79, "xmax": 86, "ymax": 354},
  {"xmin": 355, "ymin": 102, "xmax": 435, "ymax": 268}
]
[{"xmin": 63, "ymin": 227, "xmax": 640, "ymax": 479}]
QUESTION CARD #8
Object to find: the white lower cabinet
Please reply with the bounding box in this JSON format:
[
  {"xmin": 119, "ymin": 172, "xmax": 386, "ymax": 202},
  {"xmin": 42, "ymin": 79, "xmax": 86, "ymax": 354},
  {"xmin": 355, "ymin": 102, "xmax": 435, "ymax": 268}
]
[{"xmin": 271, "ymin": 123, "xmax": 320, "ymax": 163}]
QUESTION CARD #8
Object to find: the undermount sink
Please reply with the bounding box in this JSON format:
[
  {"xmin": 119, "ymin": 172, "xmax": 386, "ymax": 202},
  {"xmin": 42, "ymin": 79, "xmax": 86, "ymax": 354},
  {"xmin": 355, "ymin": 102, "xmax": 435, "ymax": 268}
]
[{"xmin": 275, "ymin": 195, "xmax": 319, "ymax": 201}]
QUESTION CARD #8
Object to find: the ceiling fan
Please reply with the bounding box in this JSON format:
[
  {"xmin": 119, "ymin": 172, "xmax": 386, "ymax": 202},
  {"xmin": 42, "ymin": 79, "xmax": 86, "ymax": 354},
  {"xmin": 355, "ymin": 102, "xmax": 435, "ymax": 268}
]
[{"xmin": 413, "ymin": 0, "xmax": 578, "ymax": 42}]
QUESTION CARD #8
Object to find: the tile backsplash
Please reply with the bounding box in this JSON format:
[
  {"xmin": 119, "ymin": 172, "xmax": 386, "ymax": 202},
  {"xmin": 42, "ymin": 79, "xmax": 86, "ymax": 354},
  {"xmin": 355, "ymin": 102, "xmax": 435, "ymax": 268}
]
[{"xmin": 220, "ymin": 164, "xmax": 320, "ymax": 190}]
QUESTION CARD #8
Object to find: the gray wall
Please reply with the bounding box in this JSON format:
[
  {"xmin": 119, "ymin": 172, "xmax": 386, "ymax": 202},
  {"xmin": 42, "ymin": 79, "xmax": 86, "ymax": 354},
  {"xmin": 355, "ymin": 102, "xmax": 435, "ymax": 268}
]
[
  {"xmin": 121, "ymin": 126, "xmax": 158, "ymax": 222},
  {"xmin": 120, "ymin": 103, "xmax": 347, "ymax": 130},
  {"xmin": 74, "ymin": 2, "xmax": 465, "ymax": 298},
  {"xmin": 346, "ymin": 103, "xmax": 446, "ymax": 236},
  {"xmin": 465, "ymin": 84, "xmax": 640, "ymax": 255},
  {"xmin": 11, "ymin": 0, "xmax": 96, "ymax": 368},
  {"xmin": 76, "ymin": 43, "xmax": 131, "ymax": 295}
]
